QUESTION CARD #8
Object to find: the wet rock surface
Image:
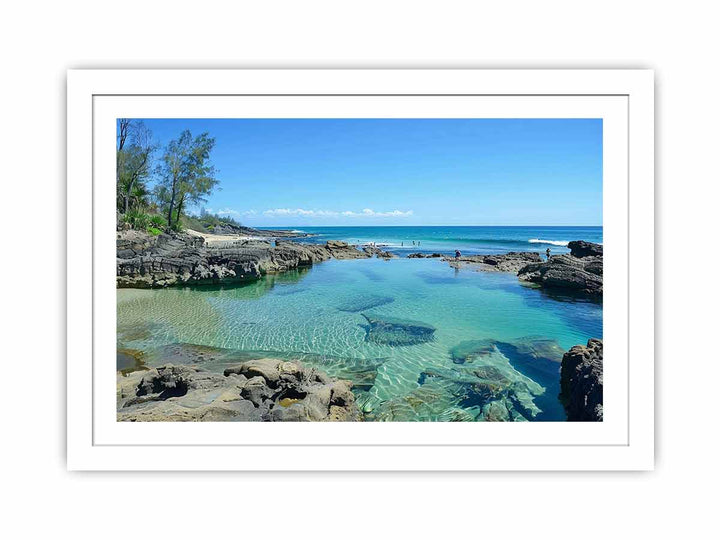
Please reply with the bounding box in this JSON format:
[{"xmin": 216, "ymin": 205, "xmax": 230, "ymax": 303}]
[
  {"xmin": 362, "ymin": 245, "xmax": 399, "ymax": 259},
  {"xmin": 445, "ymin": 252, "xmax": 543, "ymax": 273},
  {"xmin": 407, "ymin": 252, "xmax": 444, "ymax": 258},
  {"xmin": 117, "ymin": 359, "xmax": 360, "ymax": 422},
  {"xmin": 361, "ymin": 313, "xmax": 436, "ymax": 346},
  {"xmin": 122, "ymin": 343, "xmax": 387, "ymax": 395},
  {"xmin": 517, "ymin": 241, "xmax": 603, "ymax": 298},
  {"xmin": 117, "ymin": 230, "xmax": 370, "ymax": 288},
  {"xmin": 560, "ymin": 338, "xmax": 603, "ymax": 421}
]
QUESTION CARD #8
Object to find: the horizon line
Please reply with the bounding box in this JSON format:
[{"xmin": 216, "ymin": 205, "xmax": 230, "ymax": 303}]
[{"xmin": 252, "ymin": 224, "xmax": 603, "ymax": 228}]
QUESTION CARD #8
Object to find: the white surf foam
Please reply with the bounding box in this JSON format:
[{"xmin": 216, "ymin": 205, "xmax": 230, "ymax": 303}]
[{"xmin": 528, "ymin": 238, "xmax": 570, "ymax": 247}]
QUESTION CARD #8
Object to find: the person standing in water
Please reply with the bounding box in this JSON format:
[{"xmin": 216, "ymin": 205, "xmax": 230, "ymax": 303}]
[
  {"xmin": 455, "ymin": 249, "xmax": 461, "ymax": 259},
  {"xmin": 546, "ymin": 247, "xmax": 551, "ymax": 260}
]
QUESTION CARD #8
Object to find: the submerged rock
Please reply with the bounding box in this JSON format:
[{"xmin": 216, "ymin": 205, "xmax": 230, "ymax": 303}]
[
  {"xmin": 450, "ymin": 337, "xmax": 564, "ymax": 366},
  {"xmin": 450, "ymin": 339, "xmax": 497, "ymax": 364},
  {"xmin": 336, "ymin": 295, "xmax": 395, "ymax": 313},
  {"xmin": 372, "ymin": 342, "xmax": 546, "ymax": 421},
  {"xmin": 361, "ymin": 313, "xmax": 436, "ymax": 346},
  {"xmin": 369, "ymin": 337, "xmax": 569, "ymax": 422},
  {"xmin": 517, "ymin": 241, "xmax": 603, "ymax": 298},
  {"xmin": 560, "ymin": 338, "xmax": 603, "ymax": 421},
  {"xmin": 117, "ymin": 359, "xmax": 360, "ymax": 422},
  {"xmin": 407, "ymin": 253, "xmax": 444, "ymax": 258}
]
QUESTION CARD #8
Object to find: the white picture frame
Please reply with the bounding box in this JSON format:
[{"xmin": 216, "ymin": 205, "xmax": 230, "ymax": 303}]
[{"xmin": 67, "ymin": 69, "xmax": 654, "ymax": 471}]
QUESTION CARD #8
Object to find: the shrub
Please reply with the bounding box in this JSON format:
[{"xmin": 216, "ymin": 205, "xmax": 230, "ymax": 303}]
[
  {"xmin": 122, "ymin": 210, "xmax": 150, "ymax": 230},
  {"xmin": 148, "ymin": 227, "xmax": 163, "ymax": 236},
  {"xmin": 150, "ymin": 215, "xmax": 166, "ymax": 228}
]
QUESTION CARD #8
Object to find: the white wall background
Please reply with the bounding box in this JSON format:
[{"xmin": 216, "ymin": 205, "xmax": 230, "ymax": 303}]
[{"xmin": 1, "ymin": 1, "xmax": 715, "ymax": 537}]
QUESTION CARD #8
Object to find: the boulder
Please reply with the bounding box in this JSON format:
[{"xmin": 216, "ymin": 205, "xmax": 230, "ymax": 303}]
[
  {"xmin": 362, "ymin": 245, "xmax": 398, "ymax": 259},
  {"xmin": 517, "ymin": 242, "xmax": 603, "ymax": 298},
  {"xmin": 568, "ymin": 240, "xmax": 603, "ymax": 258},
  {"xmin": 325, "ymin": 240, "xmax": 372, "ymax": 260},
  {"xmin": 559, "ymin": 339, "xmax": 603, "ymax": 421}
]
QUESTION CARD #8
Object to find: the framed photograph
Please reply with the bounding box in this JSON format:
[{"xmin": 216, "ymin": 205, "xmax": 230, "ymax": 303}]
[{"xmin": 67, "ymin": 69, "xmax": 654, "ymax": 470}]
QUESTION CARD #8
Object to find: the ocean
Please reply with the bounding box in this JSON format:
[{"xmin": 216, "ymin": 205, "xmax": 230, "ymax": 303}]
[{"xmin": 276, "ymin": 225, "xmax": 603, "ymax": 256}]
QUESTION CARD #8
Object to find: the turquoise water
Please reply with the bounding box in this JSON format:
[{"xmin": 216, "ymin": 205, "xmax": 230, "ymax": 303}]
[
  {"xmin": 280, "ymin": 225, "xmax": 603, "ymax": 256},
  {"xmin": 117, "ymin": 256, "xmax": 602, "ymax": 421}
]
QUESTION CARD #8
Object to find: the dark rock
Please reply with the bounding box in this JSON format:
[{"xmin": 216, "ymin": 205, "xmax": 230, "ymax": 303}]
[
  {"xmin": 517, "ymin": 252, "xmax": 603, "ymax": 298},
  {"xmin": 445, "ymin": 252, "xmax": 542, "ymax": 273},
  {"xmin": 407, "ymin": 252, "xmax": 444, "ymax": 259},
  {"xmin": 326, "ymin": 240, "xmax": 371, "ymax": 259},
  {"xmin": 560, "ymin": 339, "xmax": 603, "ymax": 421},
  {"xmin": 362, "ymin": 245, "xmax": 398, "ymax": 259},
  {"xmin": 568, "ymin": 240, "xmax": 603, "ymax": 258},
  {"xmin": 117, "ymin": 359, "xmax": 360, "ymax": 422},
  {"xmin": 361, "ymin": 313, "xmax": 436, "ymax": 346},
  {"xmin": 116, "ymin": 230, "xmax": 371, "ymax": 288}
]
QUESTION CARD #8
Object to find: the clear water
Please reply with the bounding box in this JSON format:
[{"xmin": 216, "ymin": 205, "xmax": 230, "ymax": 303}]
[
  {"xmin": 117, "ymin": 254, "xmax": 603, "ymax": 421},
  {"xmin": 279, "ymin": 225, "xmax": 603, "ymax": 256}
]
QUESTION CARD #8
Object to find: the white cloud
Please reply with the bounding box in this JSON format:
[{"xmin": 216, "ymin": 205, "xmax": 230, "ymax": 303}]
[
  {"xmin": 205, "ymin": 207, "xmax": 257, "ymax": 216},
  {"xmin": 263, "ymin": 208, "xmax": 413, "ymax": 218}
]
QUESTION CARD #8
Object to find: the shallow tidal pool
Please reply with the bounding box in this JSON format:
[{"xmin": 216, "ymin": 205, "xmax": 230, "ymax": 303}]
[{"xmin": 117, "ymin": 258, "xmax": 602, "ymax": 421}]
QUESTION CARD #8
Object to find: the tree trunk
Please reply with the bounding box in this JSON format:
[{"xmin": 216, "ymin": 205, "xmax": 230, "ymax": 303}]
[
  {"xmin": 167, "ymin": 175, "xmax": 177, "ymax": 227},
  {"xmin": 175, "ymin": 193, "xmax": 186, "ymax": 227}
]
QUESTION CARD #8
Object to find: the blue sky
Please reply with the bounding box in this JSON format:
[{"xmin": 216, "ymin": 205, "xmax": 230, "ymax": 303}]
[{"xmin": 132, "ymin": 118, "xmax": 602, "ymax": 226}]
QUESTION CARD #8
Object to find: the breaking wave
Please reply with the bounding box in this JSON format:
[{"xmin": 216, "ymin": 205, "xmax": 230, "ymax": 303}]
[{"xmin": 528, "ymin": 238, "xmax": 570, "ymax": 247}]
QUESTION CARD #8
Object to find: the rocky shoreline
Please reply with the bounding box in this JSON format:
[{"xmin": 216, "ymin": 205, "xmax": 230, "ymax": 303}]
[
  {"xmin": 517, "ymin": 240, "xmax": 603, "ymax": 298},
  {"xmin": 117, "ymin": 358, "xmax": 359, "ymax": 422},
  {"xmin": 444, "ymin": 251, "xmax": 543, "ymax": 273},
  {"xmin": 117, "ymin": 230, "xmax": 373, "ymax": 288},
  {"xmin": 118, "ymin": 228, "xmax": 603, "ymax": 299}
]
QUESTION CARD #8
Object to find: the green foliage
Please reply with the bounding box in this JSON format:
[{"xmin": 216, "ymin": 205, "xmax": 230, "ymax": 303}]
[
  {"xmin": 122, "ymin": 211, "xmax": 167, "ymax": 234},
  {"xmin": 122, "ymin": 210, "xmax": 149, "ymax": 230},
  {"xmin": 117, "ymin": 120, "xmax": 156, "ymax": 214},
  {"xmin": 155, "ymin": 130, "xmax": 218, "ymax": 227},
  {"xmin": 150, "ymin": 214, "xmax": 166, "ymax": 227},
  {"xmin": 179, "ymin": 209, "xmax": 243, "ymax": 234}
]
